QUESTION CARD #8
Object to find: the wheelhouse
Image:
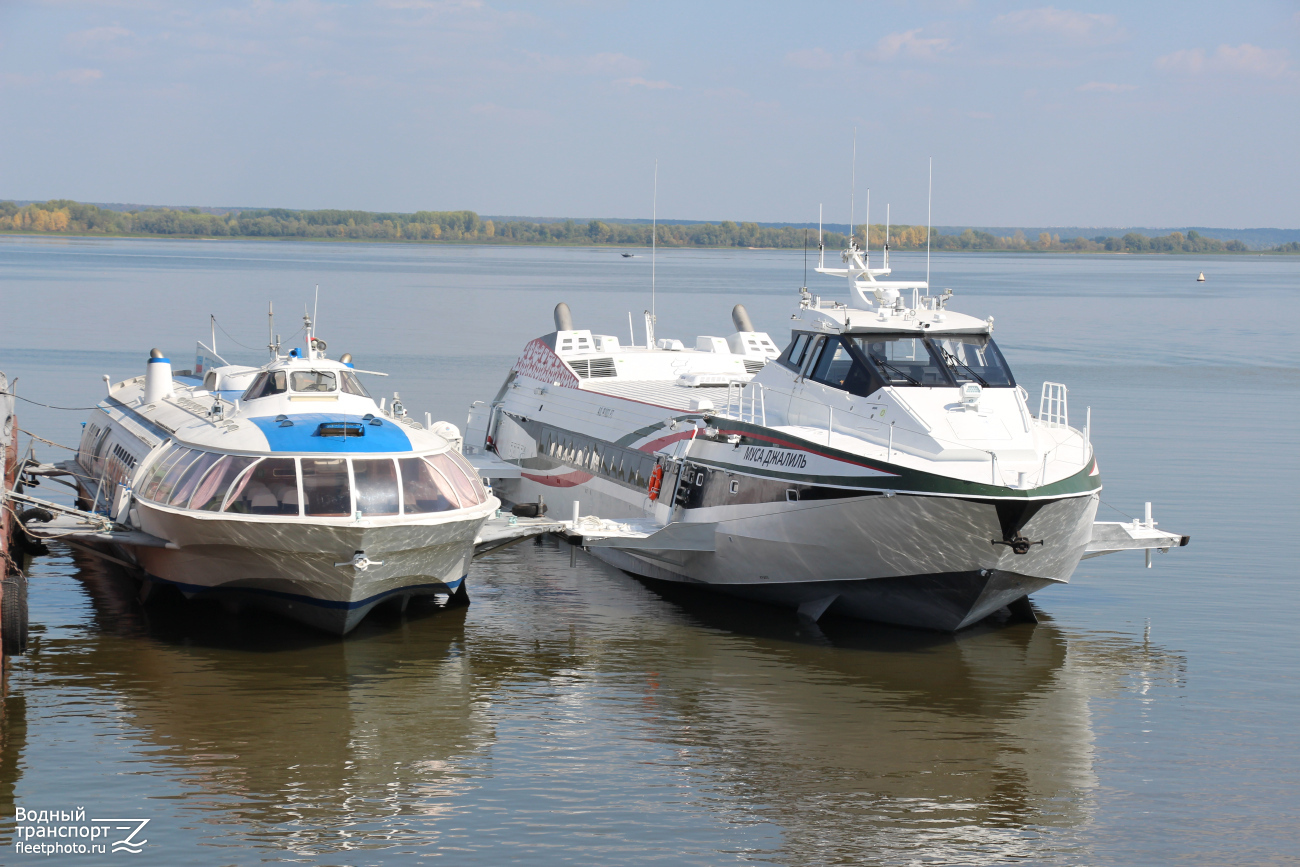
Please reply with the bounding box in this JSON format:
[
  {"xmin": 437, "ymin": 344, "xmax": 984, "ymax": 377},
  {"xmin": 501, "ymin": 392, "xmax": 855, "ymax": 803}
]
[{"xmin": 777, "ymin": 331, "xmax": 1016, "ymax": 397}]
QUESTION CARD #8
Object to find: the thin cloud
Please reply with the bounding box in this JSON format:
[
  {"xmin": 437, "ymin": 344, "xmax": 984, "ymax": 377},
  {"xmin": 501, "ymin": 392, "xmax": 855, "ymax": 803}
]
[
  {"xmin": 868, "ymin": 29, "xmax": 952, "ymax": 62},
  {"xmin": 613, "ymin": 77, "xmax": 679, "ymax": 90},
  {"xmin": 522, "ymin": 51, "xmax": 644, "ymax": 77},
  {"xmin": 55, "ymin": 68, "xmax": 104, "ymax": 84},
  {"xmin": 1155, "ymin": 43, "xmax": 1292, "ymax": 78},
  {"xmin": 993, "ymin": 7, "xmax": 1127, "ymax": 45},
  {"xmin": 784, "ymin": 48, "xmax": 839, "ymax": 70},
  {"xmin": 67, "ymin": 25, "xmax": 133, "ymax": 50},
  {"xmin": 1077, "ymin": 81, "xmax": 1137, "ymax": 92}
]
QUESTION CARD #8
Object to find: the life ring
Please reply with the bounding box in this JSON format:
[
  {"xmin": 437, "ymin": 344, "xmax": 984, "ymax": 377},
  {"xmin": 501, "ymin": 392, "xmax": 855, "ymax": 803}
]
[{"xmin": 647, "ymin": 465, "xmax": 664, "ymax": 501}]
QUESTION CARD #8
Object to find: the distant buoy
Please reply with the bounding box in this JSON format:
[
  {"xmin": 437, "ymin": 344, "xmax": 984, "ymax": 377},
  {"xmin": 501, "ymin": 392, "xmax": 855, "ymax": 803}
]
[{"xmin": 1196, "ymin": 272, "xmax": 1206, "ymax": 282}]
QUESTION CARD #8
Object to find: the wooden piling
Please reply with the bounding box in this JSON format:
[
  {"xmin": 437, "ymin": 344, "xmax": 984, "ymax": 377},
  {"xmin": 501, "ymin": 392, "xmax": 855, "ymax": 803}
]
[{"xmin": 1, "ymin": 371, "xmax": 17, "ymax": 673}]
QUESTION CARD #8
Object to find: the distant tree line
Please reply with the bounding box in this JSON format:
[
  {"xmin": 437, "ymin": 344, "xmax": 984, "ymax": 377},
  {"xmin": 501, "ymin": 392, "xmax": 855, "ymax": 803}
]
[{"xmin": 0, "ymin": 200, "xmax": 1286, "ymax": 254}]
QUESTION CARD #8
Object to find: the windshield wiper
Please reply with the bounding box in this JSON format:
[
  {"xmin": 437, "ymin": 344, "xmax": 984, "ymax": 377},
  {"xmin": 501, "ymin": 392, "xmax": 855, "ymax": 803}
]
[
  {"xmin": 940, "ymin": 350, "xmax": 989, "ymax": 387},
  {"xmin": 873, "ymin": 358, "xmax": 921, "ymax": 386}
]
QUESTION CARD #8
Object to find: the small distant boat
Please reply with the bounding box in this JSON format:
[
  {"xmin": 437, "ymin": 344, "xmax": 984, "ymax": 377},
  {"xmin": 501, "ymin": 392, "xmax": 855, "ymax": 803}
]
[
  {"xmin": 1197, "ymin": 272, "xmax": 1206, "ymax": 282},
  {"xmin": 621, "ymin": 253, "xmax": 635, "ymax": 258}
]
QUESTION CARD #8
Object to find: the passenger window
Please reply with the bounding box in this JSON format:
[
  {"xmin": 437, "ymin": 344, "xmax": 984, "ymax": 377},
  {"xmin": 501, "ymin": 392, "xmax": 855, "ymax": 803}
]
[
  {"xmin": 225, "ymin": 458, "xmax": 300, "ymax": 515},
  {"xmin": 290, "ymin": 371, "xmax": 337, "ymax": 393},
  {"xmin": 399, "ymin": 457, "xmax": 460, "ymax": 513},
  {"xmin": 169, "ymin": 451, "xmax": 221, "ymax": 508},
  {"xmin": 192, "ymin": 456, "xmax": 256, "ymax": 511},
  {"xmin": 301, "ymin": 458, "xmax": 351, "ymax": 517},
  {"xmin": 141, "ymin": 448, "xmax": 190, "ymax": 501},
  {"xmin": 430, "ymin": 452, "xmax": 486, "ymax": 506},
  {"xmin": 143, "ymin": 452, "xmax": 193, "ymax": 499},
  {"xmin": 352, "ymin": 458, "xmax": 400, "ymax": 516}
]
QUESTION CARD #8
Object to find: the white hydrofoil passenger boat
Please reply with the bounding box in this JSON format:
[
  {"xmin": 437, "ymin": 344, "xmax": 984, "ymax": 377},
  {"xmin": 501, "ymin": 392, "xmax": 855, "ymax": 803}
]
[
  {"xmin": 466, "ymin": 239, "xmax": 1189, "ymax": 631},
  {"xmin": 48, "ymin": 316, "xmax": 499, "ymax": 634}
]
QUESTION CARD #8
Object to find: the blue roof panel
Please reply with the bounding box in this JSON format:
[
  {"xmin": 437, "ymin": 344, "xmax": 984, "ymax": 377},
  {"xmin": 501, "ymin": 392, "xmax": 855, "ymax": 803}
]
[{"xmin": 249, "ymin": 413, "xmax": 413, "ymax": 454}]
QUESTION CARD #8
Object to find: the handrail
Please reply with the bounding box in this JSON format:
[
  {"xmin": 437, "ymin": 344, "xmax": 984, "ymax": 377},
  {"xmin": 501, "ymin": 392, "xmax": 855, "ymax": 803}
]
[
  {"xmin": 1039, "ymin": 381, "xmax": 1068, "ymax": 428},
  {"xmin": 721, "ymin": 381, "xmax": 766, "ymax": 427}
]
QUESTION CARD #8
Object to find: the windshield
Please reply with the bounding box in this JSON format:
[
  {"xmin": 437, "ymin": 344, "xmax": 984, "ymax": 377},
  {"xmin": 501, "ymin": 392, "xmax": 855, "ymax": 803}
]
[
  {"xmin": 241, "ymin": 370, "xmax": 287, "ymax": 401},
  {"xmin": 928, "ymin": 335, "xmax": 1016, "ymax": 387},
  {"xmin": 339, "ymin": 370, "xmax": 370, "ymax": 398},
  {"xmin": 291, "ymin": 370, "xmax": 336, "ymax": 392},
  {"xmin": 845, "ymin": 335, "xmax": 953, "ymax": 387}
]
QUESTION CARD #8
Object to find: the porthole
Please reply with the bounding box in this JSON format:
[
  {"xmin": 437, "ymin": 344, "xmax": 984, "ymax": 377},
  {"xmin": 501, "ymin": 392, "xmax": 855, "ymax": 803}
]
[{"xmin": 729, "ymin": 480, "xmax": 739, "ymax": 494}]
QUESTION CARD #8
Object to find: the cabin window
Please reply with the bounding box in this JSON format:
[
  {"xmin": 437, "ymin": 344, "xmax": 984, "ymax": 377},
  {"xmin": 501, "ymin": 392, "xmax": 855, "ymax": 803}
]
[
  {"xmin": 928, "ymin": 336, "xmax": 1016, "ymax": 388},
  {"xmin": 290, "ymin": 370, "xmax": 337, "ymax": 393},
  {"xmin": 301, "ymin": 458, "xmax": 351, "ymax": 517},
  {"xmin": 810, "ymin": 339, "xmax": 856, "ymax": 388},
  {"xmin": 242, "ymin": 370, "xmax": 288, "ymax": 401},
  {"xmin": 340, "ymin": 371, "xmax": 370, "ymax": 398},
  {"xmin": 193, "ymin": 456, "xmax": 257, "ymax": 511},
  {"xmin": 777, "ymin": 333, "xmax": 813, "ymax": 371},
  {"xmin": 846, "ymin": 335, "xmax": 954, "ymax": 388},
  {"xmin": 399, "ymin": 457, "xmax": 460, "ymax": 513},
  {"xmin": 352, "ymin": 458, "xmax": 400, "ymax": 516},
  {"xmin": 225, "ymin": 458, "xmax": 300, "ymax": 515},
  {"xmin": 167, "ymin": 451, "xmax": 222, "ymax": 508},
  {"xmin": 430, "ymin": 452, "xmax": 487, "ymax": 506},
  {"xmin": 151, "ymin": 449, "xmax": 204, "ymax": 504},
  {"xmin": 140, "ymin": 448, "xmax": 189, "ymax": 501}
]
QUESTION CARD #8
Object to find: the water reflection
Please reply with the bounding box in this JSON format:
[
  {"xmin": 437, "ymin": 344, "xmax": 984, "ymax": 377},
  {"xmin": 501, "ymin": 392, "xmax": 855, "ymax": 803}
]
[{"xmin": 0, "ymin": 539, "xmax": 1184, "ymax": 864}]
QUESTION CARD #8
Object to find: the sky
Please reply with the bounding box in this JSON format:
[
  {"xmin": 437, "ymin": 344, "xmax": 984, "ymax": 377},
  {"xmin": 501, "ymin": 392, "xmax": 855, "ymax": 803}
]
[{"xmin": 1, "ymin": 1, "xmax": 1297, "ymax": 228}]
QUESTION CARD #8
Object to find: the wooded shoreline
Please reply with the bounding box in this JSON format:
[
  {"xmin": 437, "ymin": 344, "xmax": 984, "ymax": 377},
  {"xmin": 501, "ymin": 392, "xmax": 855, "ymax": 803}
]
[{"xmin": 3, "ymin": 199, "xmax": 1296, "ymax": 254}]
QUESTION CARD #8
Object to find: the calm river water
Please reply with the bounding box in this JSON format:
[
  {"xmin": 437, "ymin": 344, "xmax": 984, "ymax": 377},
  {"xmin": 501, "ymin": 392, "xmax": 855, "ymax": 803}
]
[{"xmin": 0, "ymin": 237, "xmax": 1297, "ymax": 865}]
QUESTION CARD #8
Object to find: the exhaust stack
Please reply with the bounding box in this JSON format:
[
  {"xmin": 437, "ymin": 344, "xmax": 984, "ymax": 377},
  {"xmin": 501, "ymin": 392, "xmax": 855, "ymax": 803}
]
[
  {"xmin": 731, "ymin": 304, "xmax": 755, "ymax": 333},
  {"xmin": 143, "ymin": 348, "xmax": 173, "ymax": 404},
  {"xmin": 554, "ymin": 302, "xmax": 574, "ymax": 332}
]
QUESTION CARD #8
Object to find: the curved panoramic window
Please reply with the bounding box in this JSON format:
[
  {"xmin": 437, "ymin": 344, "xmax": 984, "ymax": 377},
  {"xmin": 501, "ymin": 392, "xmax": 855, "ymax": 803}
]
[
  {"xmin": 290, "ymin": 370, "xmax": 336, "ymax": 393},
  {"xmin": 192, "ymin": 456, "xmax": 257, "ymax": 511},
  {"xmin": 301, "ymin": 458, "xmax": 351, "ymax": 517},
  {"xmin": 225, "ymin": 458, "xmax": 300, "ymax": 515},
  {"xmin": 431, "ymin": 452, "xmax": 488, "ymax": 506},
  {"xmin": 352, "ymin": 458, "xmax": 400, "ymax": 516},
  {"xmin": 242, "ymin": 371, "xmax": 288, "ymax": 401},
  {"xmin": 140, "ymin": 448, "xmax": 192, "ymax": 501},
  {"xmin": 928, "ymin": 335, "xmax": 1016, "ymax": 388},
  {"xmin": 399, "ymin": 457, "xmax": 459, "ymax": 513},
  {"xmin": 168, "ymin": 451, "xmax": 222, "ymax": 507},
  {"xmin": 153, "ymin": 450, "xmax": 204, "ymax": 504}
]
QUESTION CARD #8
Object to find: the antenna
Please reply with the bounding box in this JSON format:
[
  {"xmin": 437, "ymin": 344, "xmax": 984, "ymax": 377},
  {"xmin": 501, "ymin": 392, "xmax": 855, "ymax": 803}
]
[
  {"xmin": 926, "ymin": 157, "xmax": 933, "ymax": 290},
  {"xmin": 802, "ymin": 229, "xmax": 808, "ymax": 290},
  {"xmin": 210, "ymin": 314, "xmax": 216, "ymax": 355},
  {"xmin": 267, "ymin": 301, "xmax": 275, "ymax": 360},
  {"xmin": 818, "ymin": 204, "xmax": 824, "ymax": 269},
  {"xmin": 885, "ymin": 204, "xmax": 891, "ymax": 270},
  {"xmin": 849, "ymin": 127, "xmax": 856, "ymax": 247},
  {"xmin": 865, "ymin": 188, "xmax": 870, "ymax": 262},
  {"xmin": 651, "ymin": 159, "xmax": 658, "ymax": 323},
  {"xmin": 313, "ymin": 284, "xmax": 320, "ymax": 348}
]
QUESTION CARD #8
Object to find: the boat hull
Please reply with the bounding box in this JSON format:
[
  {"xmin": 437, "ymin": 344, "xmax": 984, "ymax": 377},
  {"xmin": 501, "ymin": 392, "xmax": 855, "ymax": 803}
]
[
  {"xmin": 128, "ymin": 502, "xmax": 492, "ymax": 634},
  {"xmin": 506, "ymin": 471, "xmax": 1098, "ymax": 631}
]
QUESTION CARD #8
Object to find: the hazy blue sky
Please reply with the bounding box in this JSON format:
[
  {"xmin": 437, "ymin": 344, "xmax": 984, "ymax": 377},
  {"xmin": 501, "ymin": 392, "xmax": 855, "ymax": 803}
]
[{"xmin": 2, "ymin": 1, "xmax": 1297, "ymax": 227}]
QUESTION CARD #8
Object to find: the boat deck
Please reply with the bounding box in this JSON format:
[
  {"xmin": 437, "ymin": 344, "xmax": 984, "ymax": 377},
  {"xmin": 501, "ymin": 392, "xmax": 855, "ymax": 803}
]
[{"xmin": 579, "ymin": 379, "xmax": 728, "ymax": 412}]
